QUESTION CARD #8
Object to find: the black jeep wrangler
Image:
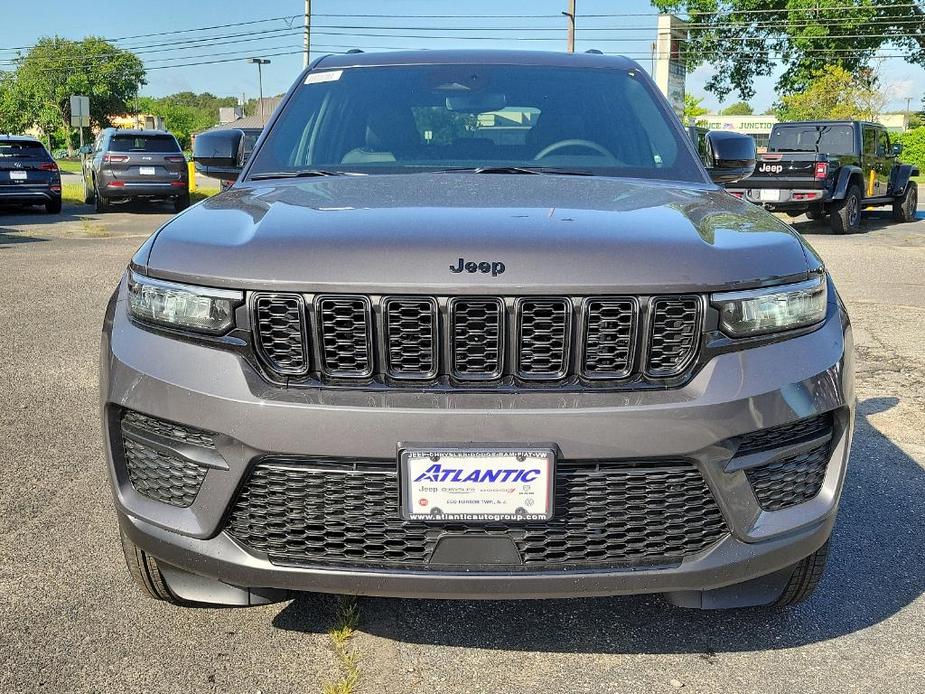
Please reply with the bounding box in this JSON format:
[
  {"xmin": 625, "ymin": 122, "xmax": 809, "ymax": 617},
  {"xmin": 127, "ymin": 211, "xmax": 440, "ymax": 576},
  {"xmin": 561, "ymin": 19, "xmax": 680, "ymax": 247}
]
[{"xmin": 727, "ymin": 120, "xmax": 918, "ymax": 233}]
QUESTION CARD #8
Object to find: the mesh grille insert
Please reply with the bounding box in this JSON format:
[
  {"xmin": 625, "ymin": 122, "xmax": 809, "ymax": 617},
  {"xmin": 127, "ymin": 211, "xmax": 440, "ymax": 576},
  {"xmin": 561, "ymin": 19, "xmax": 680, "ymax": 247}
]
[
  {"xmin": 384, "ymin": 298, "xmax": 438, "ymax": 378},
  {"xmin": 318, "ymin": 296, "xmax": 372, "ymax": 377},
  {"xmin": 518, "ymin": 298, "xmax": 570, "ymax": 378},
  {"xmin": 225, "ymin": 459, "xmax": 728, "ymax": 570},
  {"xmin": 746, "ymin": 444, "xmax": 829, "ymax": 511},
  {"xmin": 253, "ymin": 294, "xmax": 308, "ymax": 374},
  {"xmin": 737, "ymin": 414, "xmax": 833, "ymax": 455},
  {"xmin": 121, "ymin": 410, "xmax": 215, "ymax": 449},
  {"xmin": 451, "ymin": 299, "xmax": 503, "ymax": 379},
  {"xmin": 122, "ymin": 438, "xmax": 207, "ymax": 507},
  {"xmin": 647, "ymin": 296, "xmax": 701, "ymax": 376},
  {"xmin": 583, "ymin": 298, "xmax": 636, "ymax": 378}
]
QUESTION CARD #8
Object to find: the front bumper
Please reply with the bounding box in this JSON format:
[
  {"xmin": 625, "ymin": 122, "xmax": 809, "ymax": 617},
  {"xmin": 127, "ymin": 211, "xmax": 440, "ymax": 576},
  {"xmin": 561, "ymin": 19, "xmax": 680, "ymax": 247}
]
[{"xmin": 102, "ymin": 285, "xmax": 855, "ymax": 602}]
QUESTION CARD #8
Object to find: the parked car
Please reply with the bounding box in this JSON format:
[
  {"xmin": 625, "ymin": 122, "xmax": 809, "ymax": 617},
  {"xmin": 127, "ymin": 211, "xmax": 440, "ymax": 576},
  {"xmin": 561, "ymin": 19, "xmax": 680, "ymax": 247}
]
[
  {"xmin": 0, "ymin": 135, "xmax": 62, "ymax": 214},
  {"xmin": 103, "ymin": 50, "xmax": 854, "ymax": 611},
  {"xmin": 82, "ymin": 129, "xmax": 189, "ymax": 213},
  {"xmin": 727, "ymin": 120, "xmax": 919, "ymax": 233}
]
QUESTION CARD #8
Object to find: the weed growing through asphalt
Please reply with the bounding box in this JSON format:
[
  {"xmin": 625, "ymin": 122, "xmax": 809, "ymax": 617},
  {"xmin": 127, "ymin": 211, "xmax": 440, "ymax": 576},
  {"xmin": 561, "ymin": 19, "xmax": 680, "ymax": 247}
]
[{"xmin": 323, "ymin": 596, "xmax": 361, "ymax": 694}]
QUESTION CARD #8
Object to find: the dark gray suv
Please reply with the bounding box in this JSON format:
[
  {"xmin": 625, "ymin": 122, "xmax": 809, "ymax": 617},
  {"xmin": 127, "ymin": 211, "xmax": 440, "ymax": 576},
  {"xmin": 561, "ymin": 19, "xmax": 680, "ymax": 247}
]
[
  {"xmin": 83, "ymin": 129, "xmax": 189, "ymax": 212},
  {"xmin": 102, "ymin": 51, "xmax": 854, "ymax": 610}
]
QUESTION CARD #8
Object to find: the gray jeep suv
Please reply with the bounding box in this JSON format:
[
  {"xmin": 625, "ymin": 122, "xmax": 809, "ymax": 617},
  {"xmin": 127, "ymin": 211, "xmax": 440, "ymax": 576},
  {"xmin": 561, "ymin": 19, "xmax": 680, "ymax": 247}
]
[
  {"xmin": 102, "ymin": 51, "xmax": 854, "ymax": 610},
  {"xmin": 83, "ymin": 128, "xmax": 189, "ymax": 212}
]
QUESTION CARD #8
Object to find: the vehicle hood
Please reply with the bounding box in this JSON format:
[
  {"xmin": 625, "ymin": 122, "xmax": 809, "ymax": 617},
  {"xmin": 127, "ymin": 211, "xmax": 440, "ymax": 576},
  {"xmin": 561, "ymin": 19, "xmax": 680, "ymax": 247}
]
[{"xmin": 143, "ymin": 173, "xmax": 815, "ymax": 294}]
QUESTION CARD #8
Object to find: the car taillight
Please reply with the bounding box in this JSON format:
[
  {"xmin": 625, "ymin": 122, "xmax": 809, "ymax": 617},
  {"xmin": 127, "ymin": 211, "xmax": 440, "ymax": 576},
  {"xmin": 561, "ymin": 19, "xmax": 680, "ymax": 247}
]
[
  {"xmin": 39, "ymin": 162, "xmax": 59, "ymax": 171},
  {"xmin": 104, "ymin": 153, "xmax": 130, "ymax": 163},
  {"xmin": 165, "ymin": 155, "xmax": 186, "ymax": 163},
  {"xmin": 50, "ymin": 184, "xmax": 61, "ymax": 192},
  {"xmin": 170, "ymin": 180, "xmax": 188, "ymax": 187},
  {"xmin": 814, "ymin": 162, "xmax": 828, "ymax": 179},
  {"xmin": 107, "ymin": 180, "xmax": 125, "ymax": 188},
  {"xmin": 729, "ymin": 191, "xmax": 744, "ymax": 199}
]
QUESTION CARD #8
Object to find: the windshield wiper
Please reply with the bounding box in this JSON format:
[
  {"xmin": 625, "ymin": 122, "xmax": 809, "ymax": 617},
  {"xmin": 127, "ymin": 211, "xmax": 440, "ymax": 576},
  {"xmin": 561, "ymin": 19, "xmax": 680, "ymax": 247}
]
[
  {"xmin": 436, "ymin": 165, "xmax": 593, "ymax": 176},
  {"xmin": 250, "ymin": 169, "xmax": 358, "ymax": 180}
]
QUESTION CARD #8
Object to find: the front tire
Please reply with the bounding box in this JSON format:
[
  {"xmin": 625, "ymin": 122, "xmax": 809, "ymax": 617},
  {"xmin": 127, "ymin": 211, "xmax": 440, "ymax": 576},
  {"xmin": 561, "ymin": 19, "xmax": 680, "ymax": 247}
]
[
  {"xmin": 892, "ymin": 181, "xmax": 918, "ymax": 223},
  {"xmin": 830, "ymin": 184, "xmax": 862, "ymax": 234},
  {"xmin": 119, "ymin": 528, "xmax": 190, "ymax": 606},
  {"xmin": 773, "ymin": 540, "xmax": 830, "ymax": 607},
  {"xmin": 83, "ymin": 177, "xmax": 94, "ymax": 204}
]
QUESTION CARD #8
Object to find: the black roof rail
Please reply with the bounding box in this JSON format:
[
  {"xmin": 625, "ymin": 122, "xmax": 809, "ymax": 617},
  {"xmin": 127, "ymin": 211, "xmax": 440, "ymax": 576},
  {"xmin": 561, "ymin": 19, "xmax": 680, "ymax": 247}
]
[
  {"xmin": 345, "ymin": 48, "xmax": 364, "ymax": 54},
  {"xmin": 585, "ymin": 49, "xmax": 603, "ymax": 54}
]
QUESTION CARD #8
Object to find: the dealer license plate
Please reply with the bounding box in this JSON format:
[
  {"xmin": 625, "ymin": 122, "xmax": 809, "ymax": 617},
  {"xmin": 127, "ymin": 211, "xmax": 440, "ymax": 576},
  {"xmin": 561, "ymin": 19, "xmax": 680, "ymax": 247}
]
[
  {"xmin": 139, "ymin": 166, "xmax": 156, "ymax": 175},
  {"xmin": 758, "ymin": 188, "xmax": 780, "ymax": 202},
  {"xmin": 401, "ymin": 447, "xmax": 555, "ymax": 522},
  {"xmin": 9, "ymin": 170, "xmax": 26, "ymax": 180}
]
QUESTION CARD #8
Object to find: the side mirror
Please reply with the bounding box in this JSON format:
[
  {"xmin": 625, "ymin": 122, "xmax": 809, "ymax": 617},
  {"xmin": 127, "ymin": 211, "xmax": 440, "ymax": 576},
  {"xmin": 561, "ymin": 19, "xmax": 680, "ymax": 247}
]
[
  {"xmin": 703, "ymin": 131, "xmax": 756, "ymax": 184},
  {"xmin": 193, "ymin": 129, "xmax": 245, "ymax": 182},
  {"xmin": 892, "ymin": 142, "xmax": 903, "ymax": 156}
]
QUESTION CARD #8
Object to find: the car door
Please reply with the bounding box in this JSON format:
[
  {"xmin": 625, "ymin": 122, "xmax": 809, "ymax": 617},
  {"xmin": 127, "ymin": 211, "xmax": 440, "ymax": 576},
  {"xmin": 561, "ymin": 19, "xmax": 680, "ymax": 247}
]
[
  {"xmin": 861, "ymin": 124, "xmax": 879, "ymax": 199},
  {"xmin": 875, "ymin": 128, "xmax": 893, "ymax": 196}
]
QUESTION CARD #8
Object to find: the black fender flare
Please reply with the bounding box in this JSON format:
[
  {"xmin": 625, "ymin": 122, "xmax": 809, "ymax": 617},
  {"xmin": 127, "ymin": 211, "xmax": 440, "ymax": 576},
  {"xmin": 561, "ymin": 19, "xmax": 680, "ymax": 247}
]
[
  {"xmin": 832, "ymin": 165, "xmax": 865, "ymax": 200},
  {"xmin": 890, "ymin": 164, "xmax": 919, "ymax": 197}
]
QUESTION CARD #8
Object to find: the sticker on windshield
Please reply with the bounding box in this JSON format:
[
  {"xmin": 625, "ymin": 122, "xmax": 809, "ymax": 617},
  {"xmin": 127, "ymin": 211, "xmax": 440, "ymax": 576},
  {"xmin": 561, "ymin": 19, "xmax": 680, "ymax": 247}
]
[{"xmin": 305, "ymin": 70, "xmax": 343, "ymax": 84}]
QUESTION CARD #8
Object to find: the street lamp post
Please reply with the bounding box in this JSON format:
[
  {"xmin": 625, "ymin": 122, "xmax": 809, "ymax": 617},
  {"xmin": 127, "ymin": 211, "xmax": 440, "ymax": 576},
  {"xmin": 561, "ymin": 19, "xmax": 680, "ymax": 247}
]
[{"xmin": 247, "ymin": 58, "xmax": 271, "ymax": 118}]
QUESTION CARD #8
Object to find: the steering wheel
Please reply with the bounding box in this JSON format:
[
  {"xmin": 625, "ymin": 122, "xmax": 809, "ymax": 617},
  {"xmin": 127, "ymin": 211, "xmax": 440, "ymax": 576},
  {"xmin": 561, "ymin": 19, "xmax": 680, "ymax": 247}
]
[{"xmin": 534, "ymin": 139, "xmax": 615, "ymax": 160}]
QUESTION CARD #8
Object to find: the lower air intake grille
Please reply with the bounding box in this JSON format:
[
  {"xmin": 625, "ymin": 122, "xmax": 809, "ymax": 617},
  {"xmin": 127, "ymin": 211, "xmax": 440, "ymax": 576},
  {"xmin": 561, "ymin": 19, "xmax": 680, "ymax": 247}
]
[
  {"xmin": 225, "ymin": 459, "xmax": 728, "ymax": 570},
  {"xmin": 737, "ymin": 414, "xmax": 833, "ymax": 455},
  {"xmin": 745, "ymin": 444, "xmax": 830, "ymax": 511},
  {"xmin": 647, "ymin": 296, "xmax": 701, "ymax": 376},
  {"xmin": 122, "ymin": 438, "xmax": 207, "ymax": 507}
]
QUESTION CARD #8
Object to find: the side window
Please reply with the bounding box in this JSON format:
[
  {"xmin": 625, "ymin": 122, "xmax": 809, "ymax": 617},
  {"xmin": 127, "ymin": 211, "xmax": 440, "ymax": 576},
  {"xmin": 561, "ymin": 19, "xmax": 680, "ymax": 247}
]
[
  {"xmin": 862, "ymin": 127, "xmax": 877, "ymax": 157},
  {"xmin": 878, "ymin": 129, "xmax": 890, "ymax": 156}
]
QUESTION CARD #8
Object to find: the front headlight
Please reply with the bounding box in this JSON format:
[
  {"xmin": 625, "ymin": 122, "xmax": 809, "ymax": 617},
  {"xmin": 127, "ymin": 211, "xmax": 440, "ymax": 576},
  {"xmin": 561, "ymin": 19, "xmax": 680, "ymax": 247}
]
[
  {"xmin": 127, "ymin": 270, "xmax": 242, "ymax": 334},
  {"xmin": 712, "ymin": 274, "xmax": 827, "ymax": 337}
]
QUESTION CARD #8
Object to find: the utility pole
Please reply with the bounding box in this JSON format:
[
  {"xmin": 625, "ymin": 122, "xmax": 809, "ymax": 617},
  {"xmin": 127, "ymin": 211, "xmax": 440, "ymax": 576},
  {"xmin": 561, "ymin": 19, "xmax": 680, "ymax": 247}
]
[
  {"xmin": 247, "ymin": 58, "xmax": 271, "ymax": 118},
  {"xmin": 303, "ymin": 0, "xmax": 312, "ymax": 68},
  {"xmin": 563, "ymin": 0, "xmax": 576, "ymax": 52}
]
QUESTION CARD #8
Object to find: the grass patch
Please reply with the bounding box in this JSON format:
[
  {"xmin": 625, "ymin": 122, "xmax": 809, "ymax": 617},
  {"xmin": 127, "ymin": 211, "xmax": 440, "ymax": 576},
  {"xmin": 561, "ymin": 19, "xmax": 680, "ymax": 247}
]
[
  {"xmin": 79, "ymin": 219, "xmax": 109, "ymax": 237},
  {"xmin": 191, "ymin": 187, "xmax": 220, "ymax": 203},
  {"xmin": 322, "ymin": 596, "xmax": 361, "ymax": 694},
  {"xmin": 56, "ymin": 159, "xmax": 83, "ymax": 174},
  {"xmin": 61, "ymin": 182, "xmax": 87, "ymax": 205}
]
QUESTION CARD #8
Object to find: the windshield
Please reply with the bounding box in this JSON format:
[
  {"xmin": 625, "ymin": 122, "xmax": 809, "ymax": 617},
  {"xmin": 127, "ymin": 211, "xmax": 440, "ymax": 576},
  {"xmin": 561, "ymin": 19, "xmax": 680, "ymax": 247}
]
[
  {"xmin": 110, "ymin": 135, "xmax": 180, "ymax": 153},
  {"xmin": 768, "ymin": 125, "xmax": 855, "ymax": 155},
  {"xmin": 247, "ymin": 63, "xmax": 703, "ymax": 181}
]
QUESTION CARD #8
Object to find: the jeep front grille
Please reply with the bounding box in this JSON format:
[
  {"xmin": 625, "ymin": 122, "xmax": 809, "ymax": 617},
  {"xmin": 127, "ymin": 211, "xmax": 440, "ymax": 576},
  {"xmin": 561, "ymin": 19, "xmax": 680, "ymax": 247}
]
[
  {"xmin": 225, "ymin": 458, "xmax": 728, "ymax": 570},
  {"xmin": 250, "ymin": 294, "xmax": 705, "ymax": 387}
]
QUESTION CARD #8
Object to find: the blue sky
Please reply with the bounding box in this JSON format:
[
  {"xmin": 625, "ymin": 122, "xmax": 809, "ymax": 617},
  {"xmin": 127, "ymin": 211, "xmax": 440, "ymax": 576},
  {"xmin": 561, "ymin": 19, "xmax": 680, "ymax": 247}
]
[{"xmin": 1, "ymin": 0, "xmax": 922, "ymax": 113}]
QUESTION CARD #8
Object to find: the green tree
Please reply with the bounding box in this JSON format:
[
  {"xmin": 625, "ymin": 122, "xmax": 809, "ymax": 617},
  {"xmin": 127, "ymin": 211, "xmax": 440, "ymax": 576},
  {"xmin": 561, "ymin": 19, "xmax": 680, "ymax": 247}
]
[
  {"xmin": 3, "ymin": 37, "xmax": 144, "ymax": 152},
  {"xmin": 719, "ymin": 101, "xmax": 754, "ymax": 116},
  {"xmin": 683, "ymin": 93, "xmax": 709, "ymax": 125},
  {"xmin": 651, "ymin": 0, "xmax": 925, "ymax": 99},
  {"xmin": 897, "ymin": 127, "xmax": 925, "ymax": 170},
  {"xmin": 775, "ymin": 65, "xmax": 886, "ymax": 122}
]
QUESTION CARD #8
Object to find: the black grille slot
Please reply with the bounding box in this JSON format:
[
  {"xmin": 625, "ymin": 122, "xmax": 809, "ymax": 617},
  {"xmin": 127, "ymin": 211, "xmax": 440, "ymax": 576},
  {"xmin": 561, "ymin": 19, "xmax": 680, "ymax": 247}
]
[
  {"xmin": 745, "ymin": 444, "xmax": 829, "ymax": 511},
  {"xmin": 122, "ymin": 438, "xmax": 207, "ymax": 507},
  {"xmin": 225, "ymin": 459, "xmax": 728, "ymax": 570},
  {"xmin": 647, "ymin": 296, "xmax": 701, "ymax": 376},
  {"xmin": 384, "ymin": 297, "xmax": 438, "ymax": 379},
  {"xmin": 317, "ymin": 296, "xmax": 373, "ymax": 377},
  {"xmin": 736, "ymin": 414, "xmax": 833, "ymax": 455},
  {"xmin": 582, "ymin": 298, "xmax": 637, "ymax": 378},
  {"xmin": 122, "ymin": 410, "xmax": 215, "ymax": 449},
  {"xmin": 450, "ymin": 298, "xmax": 504, "ymax": 379},
  {"xmin": 517, "ymin": 298, "xmax": 570, "ymax": 378},
  {"xmin": 253, "ymin": 294, "xmax": 308, "ymax": 374}
]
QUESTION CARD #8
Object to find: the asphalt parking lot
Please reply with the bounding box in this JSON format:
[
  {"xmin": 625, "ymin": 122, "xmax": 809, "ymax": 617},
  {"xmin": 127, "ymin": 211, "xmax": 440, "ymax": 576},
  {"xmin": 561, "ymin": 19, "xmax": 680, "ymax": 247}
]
[{"xmin": 1, "ymin": 200, "xmax": 923, "ymax": 693}]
